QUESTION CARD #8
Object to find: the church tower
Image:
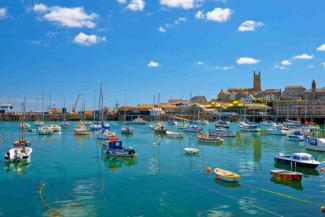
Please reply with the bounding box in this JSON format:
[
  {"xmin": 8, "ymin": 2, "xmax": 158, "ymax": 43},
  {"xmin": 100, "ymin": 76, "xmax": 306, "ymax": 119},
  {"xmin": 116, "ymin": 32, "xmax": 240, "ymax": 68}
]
[
  {"xmin": 311, "ymin": 79, "xmax": 317, "ymax": 100},
  {"xmin": 253, "ymin": 70, "xmax": 261, "ymax": 91}
]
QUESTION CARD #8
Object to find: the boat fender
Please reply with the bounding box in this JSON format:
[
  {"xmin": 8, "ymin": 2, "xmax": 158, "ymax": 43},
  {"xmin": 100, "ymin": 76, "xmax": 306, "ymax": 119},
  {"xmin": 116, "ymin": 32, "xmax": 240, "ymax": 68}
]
[
  {"xmin": 321, "ymin": 206, "xmax": 325, "ymax": 213},
  {"xmin": 207, "ymin": 167, "xmax": 211, "ymax": 174}
]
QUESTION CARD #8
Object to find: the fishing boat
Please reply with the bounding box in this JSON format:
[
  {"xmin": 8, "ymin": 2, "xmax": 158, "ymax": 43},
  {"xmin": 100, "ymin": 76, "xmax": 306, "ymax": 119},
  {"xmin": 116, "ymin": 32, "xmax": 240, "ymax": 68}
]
[
  {"xmin": 38, "ymin": 126, "xmax": 54, "ymax": 135},
  {"xmin": 4, "ymin": 146, "xmax": 32, "ymax": 162},
  {"xmin": 151, "ymin": 123, "xmax": 167, "ymax": 134},
  {"xmin": 270, "ymin": 170, "xmax": 303, "ymax": 181},
  {"xmin": 184, "ymin": 147, "xmax": 199, "ymax": 155},
  {"xmin": 74, "ymin": 123, "xmax": 90, "ymax": 136},
  {"xmin": 208, "ymin": 128, "xmax": 235, "ymax": 137},
  {"xmin": 167, "ymin": 119, "xmax": 178, "ymax": 125},
  {"xmin": 197, "ymin": 134, "xmax": 223, "ymax": 143},
  {"xmin": 287, "ymin": 131, "xmax": 306, "ymax": 141},
  {"xmin": 274, "ymin": 153, "xmax": 320, "ymax": 169},
  {"xmin": 104, "ymin": 137, "xmax": 136, "ymax": 158},
  {"xmin": 166, "ymin": 130, "xmax": 183, "ymax": 138},
  {"xmin": 130, "ymin": 116, "xmax": 147, "ymax": 125},
  {"xmin": 189, "ymin": 120, "xmax": 209, "ymax": 125},
  {"xmin": 214, "ymin": 168, "xmax": 240, "ymax": 182},
  {"xmin": 6, "ymin": 102, "xmax": 33, "ymax": 162},
  {"xmin": 267, "ymin": 124, "xmax": 289, "ymax": 136},
  {"xmin": 304, "ymin": 138, "xmax": 325, "ymax": 152},
  {"xmin": 89, "ymin": 122, "xmax": 101, "ymax": 131},
  {"xmin": 49, "ymin": 124, "xmax": 61, "ymax": 132},
  {"xmin": 121, "ymin": 126, "xmax": 133, "ymax": 135},
  {"xmin": 239, "ymin": 121, "xmax": 260, "ymax": 132},
  {"xmin": 183, "ymin": 125, "xmax": 203, "ymax": 133}
]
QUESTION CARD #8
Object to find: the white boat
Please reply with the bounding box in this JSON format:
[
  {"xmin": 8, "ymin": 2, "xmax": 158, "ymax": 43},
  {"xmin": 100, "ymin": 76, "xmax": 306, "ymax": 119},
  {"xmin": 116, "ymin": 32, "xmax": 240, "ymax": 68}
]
[
  {"xmin": 274, "ymin": 152, "xmax": 320, "ymax": 169},
  {"xmin": 304, "ymin": 138, "xmax": 325, "ymax": 152},
  {"xmin": 166, "ymin": 130, "xmax": 183, "ymax": 138},
  {"xmin": 183, "ymin": 125, "xmax": 203, "ymax": 132},
  {"xmin": 239, "ymin": 121, "xmax": 260, "ymax": 132},
  {"xmin": 96, "ymin": 129, "xmax": 116, "ymax": 140},
  {"xmin": 4, "ymin": 146, "xmax": 32, "ymax": 162},
  {"xmin": 184, "ymin": 147, "xmax": 199, "ymax": 155},
  {"xmin": 49, "ymin": 124, "xmax": 61, "ymax": 132},
  {"xmin": 130, "ymin": 116, "xmax": 147, "ymax": 125},
  {"xmin": 267, "ymin": 124, "xmax": 289, "ymax": 136},
  {"xmin": 208, "ymin": 127, "xmax": 235, "ymax": 137},
  {"xmin": 89, "ymin": 122, "xmax": 101, "ymax": 131},
  {"xmin": 121, "ymin": 126, "xmax": 133, "ymax": 134},
  {"xmin": 38, "ymin": 126, "xmax": 54, "ymax": 135},
  {"xmin": 261, "ymin": 120, "xmax": 275, "ymax": 126},
  {"xmin": 34, "ymin": 121, "xmax": 44, "ymax": 126},
  {"xmin": 19, "ymin": 122, "xmax": 30, "ymax": 129},
  {"xmin": 287, "ymin": 131, "xmax": 306, "ymax": 141},
  {"xmin": 60, "ymin": 121, "xmax": 70, "ymax": 128},
  {"xmin": 74, "ymin": 123, "xmax": 90, "ymax": 135}
]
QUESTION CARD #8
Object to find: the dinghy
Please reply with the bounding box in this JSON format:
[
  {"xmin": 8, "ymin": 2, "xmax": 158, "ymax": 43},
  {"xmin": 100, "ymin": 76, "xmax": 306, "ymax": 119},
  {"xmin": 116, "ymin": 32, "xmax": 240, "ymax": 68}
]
[
  {"xmin": 197, "ymin": 134, "xmax": 223, "ymax": 143},
  {"xmin": 270, "ymin": 169, "xmax": 303, "ymax": 181},
  {"xmin": 166, "ymin": 130, "xmax": 183, "ymax": 138},
  {"xmin": 184, "ymin": 147, "xmax": 199, "ymax": 155},
  {"xmin": 214, "ymin": 168, "xmax": 240, "ymax": 182}
]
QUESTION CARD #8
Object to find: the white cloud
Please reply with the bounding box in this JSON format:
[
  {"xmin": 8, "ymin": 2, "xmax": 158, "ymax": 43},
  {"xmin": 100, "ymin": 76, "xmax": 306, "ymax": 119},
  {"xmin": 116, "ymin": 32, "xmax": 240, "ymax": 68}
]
[
  {"xmin": 33, "ymin": 4, "xmax": 98, "ymax": 28},
  {"xmin": 195, "ymin": 61, "xmax": 204, "ymax": 65},
  {"xmin": 160, "ymin": 0, "xmax": 195, "ymax": 9},
  {"xmin": 238, "ymin": 20, "xmax": 263, "ymax": 32},
  {"xmin": 275, "ymin": 64, "xmax": 286, "ymax": 70},
  {"xmin": 321, "ymin": 62, "xmax": 325, "ymax": 68},
  {"xmin": 206, "ymin": 8, "xmax": 232, "ymax": 22},
  {"xmin": 0, "ymin": 7, "xmax": 8, "ymax": 19},
  {"xmin": 73, "ymin": 32, "xmax": 106, "ymax": 46},
  {"xmin": 127, "ymin": 0, "xmax": 145, "ymax": 11},
  {"xmin": 158, "ymin": 26, "xmax": 166, "ymax": 32},
  {"xmin": 317, "ymin": 44, "xmax": 325, "ymax": 51},
  {"xmin": 236, "ymin": 57, "xmax": 260, "ymax": 65},
  {"xmin": 215, "ymin": 66, "xmax": 234, "ymax": 71},
  {"xmin": 158, "ymin": 17, "xmax": 186, "ymax": 33},
  {"xmin": 147, "ymin": 60, "xmax": 160, "ymax": 67},
  {"xmin": 195, "ymin": 10, "xmax": 205, "ymax": 19},
  {"xmin": 33, "ymin": 3, "xmax": 48, "ymax": 12},
  {"xmin": 196, "ymin": 8, "xmax": 232, "ymax": 22},
  {"xmin": 293, "ymin": 53, "xmax": 313, "ymax": 60},
  {"xmin": 281, "ymin": 59, "xmax": 291, "ymax": 66},
  {"xmin": 117, "ymin": 0, "xmax": 128, "ymax": 4}
]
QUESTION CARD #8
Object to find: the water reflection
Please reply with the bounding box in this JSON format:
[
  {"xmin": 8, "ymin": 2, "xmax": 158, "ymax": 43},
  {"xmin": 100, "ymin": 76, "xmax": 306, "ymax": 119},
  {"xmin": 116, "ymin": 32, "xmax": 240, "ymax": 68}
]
[
  {"xmin": 215, "ymin": 179, "xmax": 241, "ymax": 188},
  {"xmin": 4, "ymin": 160, "xmax": 30, "ymax": 175},
  {"xmin": 103, "ymin": 157, "xmax": 137, "ymax": 172},
  {"xmin": 252, "ymin": 137, "xmax": 262, "ymax": 163},
  {"xmin": 274, "ymin": 162, "xmax": 319, "ymax": 176},
  {"xmin": 270, "ymin": 177, "xmax": 303, "ymax": 191}
]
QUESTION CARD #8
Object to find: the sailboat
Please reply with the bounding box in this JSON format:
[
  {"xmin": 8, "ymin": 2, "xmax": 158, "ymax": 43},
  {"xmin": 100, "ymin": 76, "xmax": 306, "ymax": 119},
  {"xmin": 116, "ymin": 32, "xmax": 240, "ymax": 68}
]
[
  {"xmin": 5, "ymin": 101, "xmax": 33, "ymax": 162},
  {"xmin": 60, "ymin": 98, "xmax": 70, "ymax": 128},
  {"xmin": 90, "ymin": 90, "xmax": 101, "ymax": 131},
  {"xmin": 96, "ymin": 83, "xmax": 115, "ymax": 139},
  {"xmin": 39, "ymin": 88, "xmax": 54, "ymax": 136},
  {"xmin": 121, "ymin": 90, "xmax": 133, "ymax": 135},
  {"xmin": 150, "ymin": 93, "xmax": 167, "ymax": 134},
  {"xmin": 239, "ymin": 106, "xmax": 260, "ymax": 132},
  {"xmin": 34, "ymin": 95, "xmax": 44, "ymax": 126}
]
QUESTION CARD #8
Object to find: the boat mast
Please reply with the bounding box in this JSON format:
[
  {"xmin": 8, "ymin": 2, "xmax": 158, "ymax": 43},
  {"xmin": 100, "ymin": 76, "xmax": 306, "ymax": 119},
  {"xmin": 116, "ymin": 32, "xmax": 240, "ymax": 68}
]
[
  {"xmin": 124, "ymin": 90, "xmax": 127, "ymax": 124},
  {"xmin": 41, "ymin": 87, "xmax": 45, "ymax": 123},
  {"xmin": 93, "ymin": 90, "xmax": 96, "ymax": 121}
]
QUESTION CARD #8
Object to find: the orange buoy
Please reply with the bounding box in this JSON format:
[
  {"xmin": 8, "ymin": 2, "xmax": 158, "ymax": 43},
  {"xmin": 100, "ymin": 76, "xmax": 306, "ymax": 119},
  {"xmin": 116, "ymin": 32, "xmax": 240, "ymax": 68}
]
[
  {"xmin": 320, "ymin": 168, "xmax": 325, "ymax": 172},
  {"xmin": 321, "ymin": 206, "xmax": 325, "ymax": 213},
  {"xmin": 207, "ymin": 167, "xmax": 212, "ymax": 174}
]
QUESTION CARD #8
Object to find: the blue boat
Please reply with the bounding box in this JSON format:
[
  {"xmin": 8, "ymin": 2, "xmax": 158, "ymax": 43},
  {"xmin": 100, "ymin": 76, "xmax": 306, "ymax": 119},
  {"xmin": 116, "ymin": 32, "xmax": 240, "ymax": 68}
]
[
  {"xmin": 104, "ymin": 138, "xmax": 136, "ymax": 158},
  {"xmin": 274, "ymin": 153, "xmax": 320, "ymax": 169}
]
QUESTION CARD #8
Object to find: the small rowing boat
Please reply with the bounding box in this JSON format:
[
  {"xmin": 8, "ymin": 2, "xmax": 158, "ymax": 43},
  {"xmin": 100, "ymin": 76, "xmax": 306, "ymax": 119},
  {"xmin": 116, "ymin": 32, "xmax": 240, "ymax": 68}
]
[
  {"xmin": 197, "ymin": 134, "xmax": 223, "ymax": 143},
  {"xmin": 184, "ymin": 147, "xmax": 199, "ymax": 155},
  {"xmin": 166, "ymin": 130, "xmax": 183, "ymax": 138},
  {"xmin": 214, "ymin": 168, "xmax": 240, "ymax": 182},
  {"xmin": 270, "ymin": 169, "xmax": 303, "ymax": 181}
]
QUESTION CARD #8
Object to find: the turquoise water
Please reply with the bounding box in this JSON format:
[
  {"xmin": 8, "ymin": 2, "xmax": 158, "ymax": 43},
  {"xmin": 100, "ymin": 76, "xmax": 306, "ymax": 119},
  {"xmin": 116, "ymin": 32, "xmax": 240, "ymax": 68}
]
[{"xmin": 0, "ymin": 122, "xmax": 325, "ymax": 217}]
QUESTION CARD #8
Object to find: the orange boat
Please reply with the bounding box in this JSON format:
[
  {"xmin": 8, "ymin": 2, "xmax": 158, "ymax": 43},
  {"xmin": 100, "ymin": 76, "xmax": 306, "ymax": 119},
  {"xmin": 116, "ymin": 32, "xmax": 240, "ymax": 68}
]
[{"xmin": 197, "ymin": 134, "xmax": 223, "ymax": 143}]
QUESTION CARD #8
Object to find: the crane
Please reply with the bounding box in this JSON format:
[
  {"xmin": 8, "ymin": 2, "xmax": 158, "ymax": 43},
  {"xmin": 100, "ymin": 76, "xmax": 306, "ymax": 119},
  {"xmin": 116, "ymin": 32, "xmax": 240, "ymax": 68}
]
[{"xmin": 71, "ymin": 94, "xmax": 81, "ymax": 114}]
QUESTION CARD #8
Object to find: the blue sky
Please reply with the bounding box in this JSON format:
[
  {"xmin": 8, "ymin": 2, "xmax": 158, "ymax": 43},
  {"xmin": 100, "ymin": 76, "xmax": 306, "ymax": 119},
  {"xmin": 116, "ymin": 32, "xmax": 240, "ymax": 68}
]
[{"xmin": 1, "ymin": 0, "xmax": 325, "ymax": 110}]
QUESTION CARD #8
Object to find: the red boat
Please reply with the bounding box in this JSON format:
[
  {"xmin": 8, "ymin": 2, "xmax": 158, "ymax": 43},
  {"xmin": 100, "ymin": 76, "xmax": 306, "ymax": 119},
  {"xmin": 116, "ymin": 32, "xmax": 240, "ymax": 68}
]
[
  {"xmin": 270, "ymin": 170, "xmax": 303, "ymax": 181},
  {"xmin": 197, "ymin": 134, "xmax": 223, "ymax": 143}
]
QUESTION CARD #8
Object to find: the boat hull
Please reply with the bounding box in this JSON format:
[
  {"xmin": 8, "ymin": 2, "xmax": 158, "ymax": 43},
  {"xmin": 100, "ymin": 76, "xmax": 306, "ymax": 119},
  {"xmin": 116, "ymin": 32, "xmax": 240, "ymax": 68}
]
[
  {"xmin": 270, "ymin": 170, "xmax": 303, "ymax": 181},
  {"xmin": 274, "ymin": 157, "xmax": 319, "ymax": 169}
]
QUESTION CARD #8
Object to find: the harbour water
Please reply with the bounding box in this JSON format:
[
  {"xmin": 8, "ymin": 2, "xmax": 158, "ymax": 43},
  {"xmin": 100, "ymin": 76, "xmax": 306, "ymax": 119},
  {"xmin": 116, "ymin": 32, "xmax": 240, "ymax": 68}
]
[{"xmin": 0, "ymin": 122, "xmax": 325, "ymax": 216}]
